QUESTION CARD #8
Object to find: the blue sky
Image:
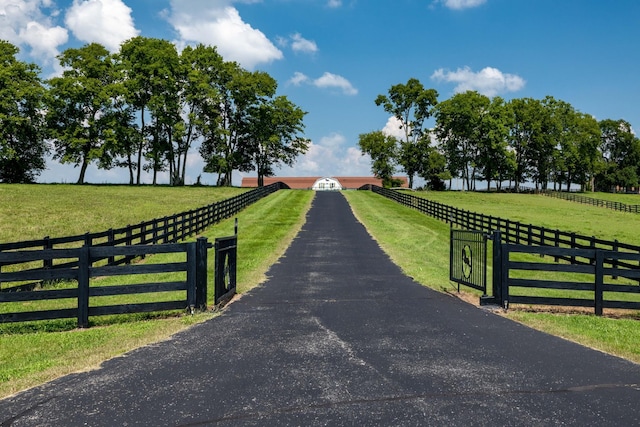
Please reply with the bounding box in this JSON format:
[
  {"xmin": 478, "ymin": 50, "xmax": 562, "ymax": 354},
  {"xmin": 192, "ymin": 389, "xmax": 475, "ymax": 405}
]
[{"xmin": 2, "ymin": 0, "xmax": 639, "ymax": 185}]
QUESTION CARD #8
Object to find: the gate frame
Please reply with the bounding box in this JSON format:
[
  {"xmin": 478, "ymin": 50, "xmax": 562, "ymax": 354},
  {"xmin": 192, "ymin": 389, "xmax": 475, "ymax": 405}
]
[{"xmin": 449, "ymin": 227, "xmax": 489, "ymax": 298}]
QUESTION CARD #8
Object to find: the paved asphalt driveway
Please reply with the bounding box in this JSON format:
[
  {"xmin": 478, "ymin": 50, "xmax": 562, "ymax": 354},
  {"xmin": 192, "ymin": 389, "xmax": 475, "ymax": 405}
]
[{"xmin": 2, "ymin": 191, "xmax": 640, "ymax": 426}]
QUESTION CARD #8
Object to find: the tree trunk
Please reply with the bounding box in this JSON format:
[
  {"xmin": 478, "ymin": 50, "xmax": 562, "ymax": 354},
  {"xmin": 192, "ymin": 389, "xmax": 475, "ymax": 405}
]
[
  {"xmin": 136, "ymin": 107, "xmax": 145, "ymax": 185},
  {"xmin": 181, "ymin": 151, "xmax": 188, "ymax": 185},
  {"xmin": 181, "ymin": 123, "xmax": 194, "ymax": 185},
  {"xmin": 128, "ymin": 153, "xmax": 134, "ymax": 185},
  {"xmin": 77, "ymin": 158, "xmax": 89, "ymax": 185}
]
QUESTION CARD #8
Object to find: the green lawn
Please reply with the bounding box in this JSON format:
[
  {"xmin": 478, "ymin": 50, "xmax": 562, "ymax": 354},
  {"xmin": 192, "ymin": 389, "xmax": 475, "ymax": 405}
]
[
  {"xmin": 344, "ymin": 190, "xmax": 640, "ymax": 365},
  {"xmin": 0, "ymin": 188, "xmax": 313, "ymax": 398},
  {"xmin": 410, "ymin": 190, "xmax": 640, "ymax": 247},
  {"xmin": 0, "ymin": 184, "xmax": 247, "ymax": 243}
]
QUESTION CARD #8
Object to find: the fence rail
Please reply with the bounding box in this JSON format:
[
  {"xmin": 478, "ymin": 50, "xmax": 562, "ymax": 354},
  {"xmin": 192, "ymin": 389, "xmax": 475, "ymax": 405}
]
[
  {"xmin": 373, "ymin": 183, "xmax": 640, "ymax": 315},
  {"xmin": 540, "ymin": 190, "xmax": 640, "ymax": 214},
  {"xmin": 366, "ymin": 185, "xmax": 640, "ymax": 276},
  {"xmin": 0, "ymin": 239, "xmax": 210, "ymax": 327},
  {"xmin": 501, "ymin": 245, "xmax": 640, "ymax": 315}
]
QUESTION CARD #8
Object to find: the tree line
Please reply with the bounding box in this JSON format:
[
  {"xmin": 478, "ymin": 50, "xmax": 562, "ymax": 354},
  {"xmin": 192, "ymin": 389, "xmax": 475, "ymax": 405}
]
[
  {"xmin": 360, "ymin": 78, "xmax": 640, "ymax": 192},
  {"xmin": 0, "ymin": 38, "xmax": 309, "ymax": 185}
]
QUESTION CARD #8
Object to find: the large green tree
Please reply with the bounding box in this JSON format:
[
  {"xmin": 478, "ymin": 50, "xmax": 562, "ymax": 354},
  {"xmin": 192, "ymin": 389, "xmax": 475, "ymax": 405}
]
[
  {"xmin": 596, "ymin": 119, "xmax": 640, "ymax": 191},
  {"xmin": 175, "ymin": 44, "xmax": 224, "ymax": 186},
  {"xmin": 119, "ymin": 37, "xmax": 182, "ymax": 184},
  {"xmin": 0, "ymin": 41, "xmax": 48, "ymax": 183},
  {"xmin": 358, "ymin": 130, "xmax": 398, "ymax": 187},
  {"xmin": 418, "ymin": 146, "xmax": 450, "ymax": 191},
  {"xmin": 435, "ymin": 91, "xmax": 510, "ymax": 191},
  {"xmin": 375, "ymin": 78, "xmax": 438, "ymax": 188},
  {"xmin": 246, "ymin": 96, "xmax": 309, "ymax": 186},
  {"xmin": 199, "ymin": 63, "xmax": 277, "ymax": 186},
  {"xmin": 46, "ymin": 43, "xmax": 118, "ymax": 184},
  {"xmin": 544, "ymin": 98, "xmax": 600, "ymax": 191},
  {"xmin": 506, "ymin": 97, "xmax": 556, "ymax": 191}
]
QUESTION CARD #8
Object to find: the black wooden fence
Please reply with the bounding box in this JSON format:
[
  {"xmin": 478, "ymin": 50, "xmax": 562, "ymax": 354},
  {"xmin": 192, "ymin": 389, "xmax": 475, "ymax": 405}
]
[
  {"xmin": 540, "ymin": 190, "xmax": 640, "ymax": 214},
  {"xmin": 0, "ymin": 182, "xmax": 287, "ymax": 276},
  {"xmin": 368, "ymin": 185, "xmax": 640, "ymax": 314},
  {"xmin": 499, "ymin": 244, "xmax": 640, "ymax": 315},
  {"xmin": 0, "ymin": 238, "xmax": 210, "ymax": 328},
  {"xmin": 367, "ymin": 185, "xmax": 640, "ymax": 274},
  {"xmin": 0, "ymin": 183, "xmax": 287, "ymax": 327}
]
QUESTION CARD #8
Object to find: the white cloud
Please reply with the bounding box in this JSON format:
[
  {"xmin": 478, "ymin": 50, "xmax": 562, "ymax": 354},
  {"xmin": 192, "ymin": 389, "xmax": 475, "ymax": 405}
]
[
  {"xmin": 313, "ymin": 72, "xmax": 358, "ymax": 95},
  {"xmin": 288, "ymin": 71, "xmax": 310, "ymax": 86},
  {"xmin": 290, "ymin": 33, "xmax": 317, "ymax": 54},
  {"xmin": 288, "ymin": 71, "xmax": 357, "ymax": 96},
  {"xmin": 19, "ymin": 20, "xmax": 68, "ymax": 58},
  {"xmin": 327, "ymin": 0, "xmax": 342, "ymax": 8},
  {"xmin": 274, "ymin": 132, "xmax": 371, "ymax": 177},
  {"xmin": 438, "ymin": 0, "xmax": 487, "ymax": 10},
  {"xmin": 0, "ymin": 0, "xmax": 68, "ymax": 62},
  {"xmin": 65, "ymin": 0, "xmax": 138, "ymax": 52},
  {"xmin": 167, "ymin": 1, "xmax": 283, "ymax": 69},
  {"xmin": 381, "ymin": 116, "xmax": 405, "ymax": 139},
  {"xmin": 277, "ymin": 33, "xmax": 318, "ymax": 54},
  {"xmin": 431, "ymin": 66, "xmax": 525, "ymax": 97}
]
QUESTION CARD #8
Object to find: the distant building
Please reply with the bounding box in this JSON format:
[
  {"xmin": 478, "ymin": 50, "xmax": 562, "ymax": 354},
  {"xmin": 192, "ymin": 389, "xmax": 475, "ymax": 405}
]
[{"xmin": 240, "ymin": 176, "xmax": 409, "ymax": 190}]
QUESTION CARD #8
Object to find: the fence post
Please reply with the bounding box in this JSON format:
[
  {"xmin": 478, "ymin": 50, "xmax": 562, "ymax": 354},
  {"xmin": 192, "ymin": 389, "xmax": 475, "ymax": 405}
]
[
  {"xmin": 84, "ymin": 232, "xmax": 92, "ymax": 266},
  {"xmin": 612, "ymin": 239, "xmax": 618, "ymax": 279},
  {"xmin": 108, "ymin": 229, "xmax": 115, "ymax": 265},
  {"xmin": 492, "ymin": 230, "xmax": 504, "ymax": 307},
  {"xmin": 195, "ymin": 237, "xmax": 208, "ymax": 310},
  {"xmin": 43, "ymin": 236, "xmax": 52, "ymax": 269},
  {"xmin": 153, "ymin": 219, "xmax": 159, "ymax": 244},
  {"xmin": 595, "ymin": 250, "xmax": 604, "ymax": 316},
  {"xmin": 126, "ymin": 226, "xmax": 132, "ymax": 264},
  {"xmin": 78, "ymin": 245, "xmax": 90, "ymax": 328},
  {"xmin": 500, "ymin": 239, "xmax": 510, "ymax": 310},
  {"xmin": 186, "ymin": 242, "xmax": 196, "ymax": 313}
]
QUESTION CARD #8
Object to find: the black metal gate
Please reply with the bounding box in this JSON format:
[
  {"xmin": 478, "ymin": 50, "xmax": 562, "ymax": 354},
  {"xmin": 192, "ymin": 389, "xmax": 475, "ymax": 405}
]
[
  {"xmin": 450, "ymin": 229, "xmax": 488, "ymax": 295},
  {"xmin": 214, "ymin": 235, "xmax": 237, "ymax": 305}
]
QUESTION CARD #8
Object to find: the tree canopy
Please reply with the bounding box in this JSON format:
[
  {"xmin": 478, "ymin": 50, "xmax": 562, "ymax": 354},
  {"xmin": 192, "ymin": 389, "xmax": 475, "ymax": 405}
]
[
  {"xmin": 0, "ymin": 41, "xmax": 48, "ymax": 183},
  {"xmin": 362, "ymin": 81, "xmax": 640, "ymax": 192},
  {"xmin": 374, "ymin": 78, "xmax": 438, "ymax": 189},
  {"xmin": 0, "ymin": 38, "xmax": 309, "ymax": 185}
]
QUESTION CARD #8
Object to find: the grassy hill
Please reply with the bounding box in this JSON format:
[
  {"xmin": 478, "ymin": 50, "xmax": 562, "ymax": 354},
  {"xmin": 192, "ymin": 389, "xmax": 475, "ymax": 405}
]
[
  {"xmin": 0, "ymin": 184, "xmax": 247, "ymax": 243},
  {"xmin": 408, "ymin": 190, "xmax": 640, "ymax": 247}
]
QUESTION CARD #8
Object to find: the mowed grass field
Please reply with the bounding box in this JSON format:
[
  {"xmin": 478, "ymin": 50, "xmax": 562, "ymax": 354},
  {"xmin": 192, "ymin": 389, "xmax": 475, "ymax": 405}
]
[
  {"xmin": 345, "ymin": 190, "xmax": 640, "ymax": 365},
  {"xmin": 0, "ymin": 186, "xmax": 314, "ymax": 398},
  {"xmin": 0, "ymin": 184, "xmax": 247, "ymax": 243},
  {"xmin": 409, "ymin": 190, "xmax": 640, "ymax": 246}
]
